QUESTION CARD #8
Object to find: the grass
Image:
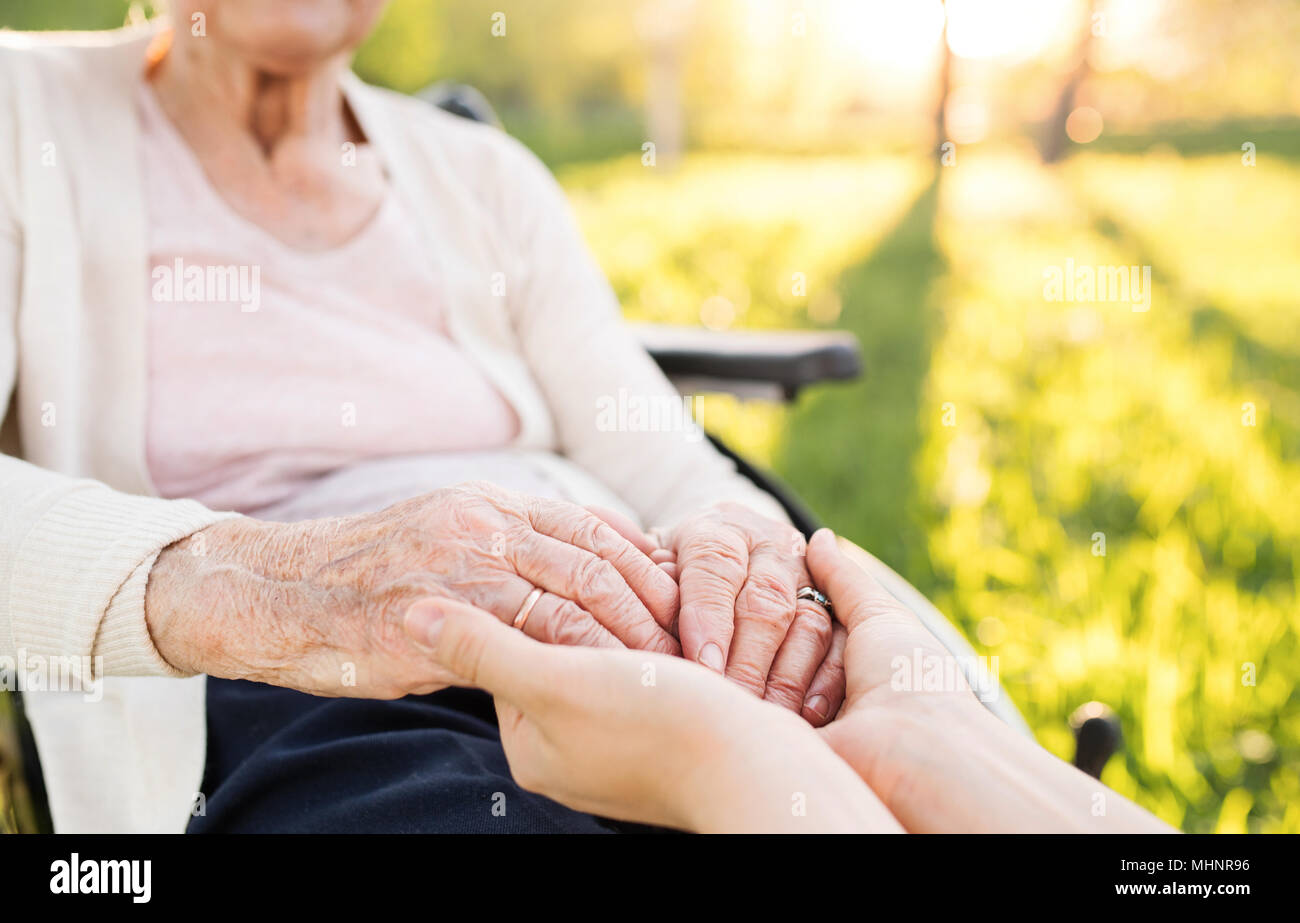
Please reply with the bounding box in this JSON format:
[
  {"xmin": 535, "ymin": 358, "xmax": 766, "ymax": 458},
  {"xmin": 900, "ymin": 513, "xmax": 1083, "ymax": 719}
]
[{"xmin": 561, "ymin": 140, "xmax": 1300, "ymax": 833}]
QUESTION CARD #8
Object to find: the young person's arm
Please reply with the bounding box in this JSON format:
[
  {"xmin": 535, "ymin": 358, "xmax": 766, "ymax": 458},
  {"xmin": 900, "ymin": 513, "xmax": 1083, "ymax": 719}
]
[{"xmin": 804, "ymin": 529, "xmax": 1176, "ymax": 833}]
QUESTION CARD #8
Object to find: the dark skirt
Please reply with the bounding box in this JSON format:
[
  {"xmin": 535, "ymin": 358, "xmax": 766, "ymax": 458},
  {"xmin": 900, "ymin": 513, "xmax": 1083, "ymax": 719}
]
[{"xmin": 188, "ymin": 677, "xmax": 623, "ymax": 834}]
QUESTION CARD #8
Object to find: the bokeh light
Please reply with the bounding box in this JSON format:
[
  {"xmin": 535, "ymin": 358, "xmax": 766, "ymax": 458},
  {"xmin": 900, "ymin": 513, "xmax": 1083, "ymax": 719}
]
[{"xmin": 1065, "ymin": 105, "xmax": 1104, "ymax": 143}]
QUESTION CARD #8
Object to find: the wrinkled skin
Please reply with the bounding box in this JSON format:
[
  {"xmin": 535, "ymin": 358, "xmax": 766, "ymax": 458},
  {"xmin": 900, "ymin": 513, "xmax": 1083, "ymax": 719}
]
[
  {"xmin": 146, "ymin": 482, "xmax": 679, "ymax": 698},
  {"xmin": 148, "ymin": 482, "xmax": 848, "ymax": 723},
  {"xmin": 657, "ymin": 502, "xmax": 846, "ymax": 726}
]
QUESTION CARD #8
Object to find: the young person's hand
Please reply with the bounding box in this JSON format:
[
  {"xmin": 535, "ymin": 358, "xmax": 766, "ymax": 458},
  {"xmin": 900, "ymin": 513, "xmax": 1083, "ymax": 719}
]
[
  {"xmin": 406, "ymin": 595, "xmax": 900, "ymax": 833},
  {"xmin": 805, "ymin": 529, "xmax": 1175, "ymax": 833}
]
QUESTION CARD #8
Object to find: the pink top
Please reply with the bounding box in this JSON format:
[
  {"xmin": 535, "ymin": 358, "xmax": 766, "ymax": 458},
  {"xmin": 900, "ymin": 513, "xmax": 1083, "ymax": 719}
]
[{"xmin": 137, "ymin": 83, "xmax": 520, "ymax": 514}]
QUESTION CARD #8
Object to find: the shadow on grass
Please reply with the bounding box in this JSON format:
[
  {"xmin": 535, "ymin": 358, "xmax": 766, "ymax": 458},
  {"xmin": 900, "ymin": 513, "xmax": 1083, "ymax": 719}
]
[
  {"xmin": 1088, "ymin": 207, "xmax": 1300, "ymax": 443},
  {"xmin": 1080, "ymin": 201, "xmax": 1297, "ymax": 592},
  {"xmin": 775, "ymin": 171, "xmax": 943, "ymax": 589}
]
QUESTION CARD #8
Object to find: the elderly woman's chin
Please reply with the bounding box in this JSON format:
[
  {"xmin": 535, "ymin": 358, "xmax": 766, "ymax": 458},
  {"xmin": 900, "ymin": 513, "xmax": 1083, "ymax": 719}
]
[{"xmin": 174, "ymin": 0, "xmax": 388, "ymax": 74}]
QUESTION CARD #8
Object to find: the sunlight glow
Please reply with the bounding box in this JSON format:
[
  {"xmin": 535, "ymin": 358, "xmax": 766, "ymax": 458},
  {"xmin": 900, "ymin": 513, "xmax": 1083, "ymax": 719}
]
[
  {"xmin": 945, "ymin": 0, "xmax": 1078, "ymax": 61},
  {"xmin": 825, "ymin": 0, "xmax": 946, "ymax": 71}
]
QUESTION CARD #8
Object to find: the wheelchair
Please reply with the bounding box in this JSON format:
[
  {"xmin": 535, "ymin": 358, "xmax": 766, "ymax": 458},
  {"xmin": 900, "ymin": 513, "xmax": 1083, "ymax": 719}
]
[{"xmin": 0, "ymin": 84, "xmax": 1121, "ymax": 835}]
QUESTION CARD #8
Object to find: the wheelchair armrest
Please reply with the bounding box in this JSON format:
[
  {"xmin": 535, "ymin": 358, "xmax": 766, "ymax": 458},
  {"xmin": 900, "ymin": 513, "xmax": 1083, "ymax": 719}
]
[{"xmin": 632, "ymin": 324, "xmax": 863, "ymax": 400}]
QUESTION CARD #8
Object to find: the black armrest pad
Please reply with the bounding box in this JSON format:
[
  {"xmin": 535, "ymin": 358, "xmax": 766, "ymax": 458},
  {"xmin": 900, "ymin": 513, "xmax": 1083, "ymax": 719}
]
[{"xmin": 632, "ymin": 323, "xmax": 862, "ymax": 390}]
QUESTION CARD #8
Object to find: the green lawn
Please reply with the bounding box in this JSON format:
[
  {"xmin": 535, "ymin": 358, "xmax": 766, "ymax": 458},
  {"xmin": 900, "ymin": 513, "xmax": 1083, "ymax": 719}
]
[{"xmin": 562, "ymin": 143, "xmax": 1300, "ymax": 833}]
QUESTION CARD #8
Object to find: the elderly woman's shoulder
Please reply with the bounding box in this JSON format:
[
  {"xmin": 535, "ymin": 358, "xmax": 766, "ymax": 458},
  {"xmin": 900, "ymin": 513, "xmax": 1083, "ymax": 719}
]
[
  {"xmin": 350, "ymin": 78, "xmax": 530, "ymax": 154},
  {"xmin": 348, "ymin": 76, "xmax": 558, "ymax": 197},
  {"xmin": 0, "ymin": 25, "xmax": 155, "ymax": 90}
]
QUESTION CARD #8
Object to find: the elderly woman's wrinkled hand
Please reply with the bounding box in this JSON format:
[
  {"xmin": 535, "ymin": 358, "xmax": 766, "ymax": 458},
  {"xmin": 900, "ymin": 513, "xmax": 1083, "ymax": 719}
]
[
  {"xmin": 585, "ymin": 503, "xmax": 848, "ymax": 726},
  {"xmin": 145, "ymin": 481, "xmax": 680, "ymax": 697},
  {"xmin": 663, "ymin": 504, "xmax": 846, "ymax": 726}
]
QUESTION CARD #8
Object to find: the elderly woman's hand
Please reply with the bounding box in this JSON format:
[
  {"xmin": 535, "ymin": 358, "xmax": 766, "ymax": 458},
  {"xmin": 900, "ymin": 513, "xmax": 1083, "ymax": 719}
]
[
  {"xmin": 410, "ymin": 595, "xmax": 900, "ymax": 833},
  {"xmin": 658, "ymin": 503, "xmax": 846, "ymax": 727},
  {"xmin": 144, "ymin": 481, "xmax": 679, "ymax": 698}
]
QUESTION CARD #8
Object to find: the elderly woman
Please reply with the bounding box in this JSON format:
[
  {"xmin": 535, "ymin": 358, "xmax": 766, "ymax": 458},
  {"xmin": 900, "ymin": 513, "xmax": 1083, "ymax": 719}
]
[{"xmin": 0, "ymin": 2, "xmax": 845, "ymax": 832}]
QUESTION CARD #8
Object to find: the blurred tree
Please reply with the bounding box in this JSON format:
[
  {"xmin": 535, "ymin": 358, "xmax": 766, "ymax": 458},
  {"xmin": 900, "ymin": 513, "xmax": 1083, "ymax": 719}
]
[
  {"xmin": 1039, "ymin": 0, "xmax": 1097, "ymax": 163},
  {"xmin": 637, "ymin": 0, "xmax": 697, "ymax": 168},
  {"xmin": 934, "ymin": 0, "xmax": 952, "ymax": 156}
]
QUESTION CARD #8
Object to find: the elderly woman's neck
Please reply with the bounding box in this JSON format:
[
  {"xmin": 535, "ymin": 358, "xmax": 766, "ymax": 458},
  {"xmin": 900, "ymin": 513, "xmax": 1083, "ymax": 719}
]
[{"xmin": 151, "ymin": 36, "xmax": 358, "ymax": 155}]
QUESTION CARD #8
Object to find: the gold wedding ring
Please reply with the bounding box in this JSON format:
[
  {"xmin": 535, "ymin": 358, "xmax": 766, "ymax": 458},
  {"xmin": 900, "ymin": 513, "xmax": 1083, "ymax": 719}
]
[{"xmin": 512, "ymin": 587, "xmax": 544, "ymax": 631}]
